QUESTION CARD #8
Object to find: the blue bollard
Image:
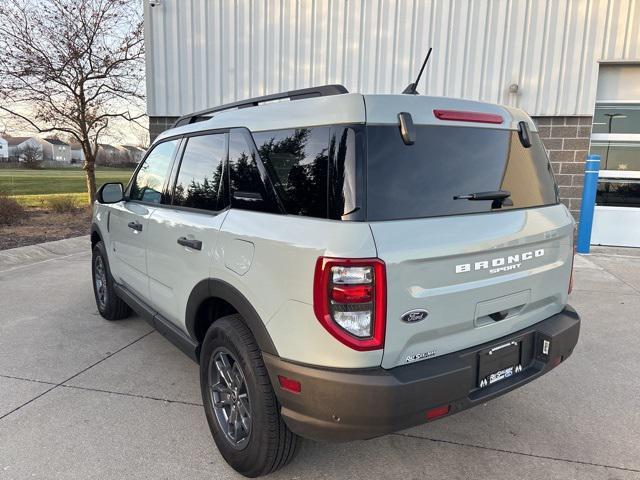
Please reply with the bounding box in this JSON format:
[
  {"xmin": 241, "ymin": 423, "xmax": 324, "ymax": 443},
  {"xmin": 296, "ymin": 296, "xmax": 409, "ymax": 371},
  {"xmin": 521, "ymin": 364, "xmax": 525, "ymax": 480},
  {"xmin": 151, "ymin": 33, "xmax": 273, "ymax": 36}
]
[{"xmin": 576, "ymin": 154, "xmax": 601, "ymax": 254}]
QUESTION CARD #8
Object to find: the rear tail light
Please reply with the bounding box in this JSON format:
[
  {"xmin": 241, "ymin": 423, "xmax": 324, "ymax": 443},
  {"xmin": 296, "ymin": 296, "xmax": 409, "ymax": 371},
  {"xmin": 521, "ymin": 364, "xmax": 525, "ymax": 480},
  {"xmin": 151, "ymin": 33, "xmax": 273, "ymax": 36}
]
[
  {"xmin": 433, "ymin": 109, "xmax": 504, "ymax": 124},
  {"xmin": 313, "ymin": 257, "xmax": 386, "ymax": 351}
]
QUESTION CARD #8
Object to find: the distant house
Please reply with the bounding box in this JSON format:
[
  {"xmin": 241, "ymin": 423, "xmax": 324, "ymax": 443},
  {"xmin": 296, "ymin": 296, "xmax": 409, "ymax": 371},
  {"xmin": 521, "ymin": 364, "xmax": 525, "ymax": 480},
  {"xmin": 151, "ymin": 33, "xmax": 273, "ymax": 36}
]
[
  {"xmin": 0, "ymin": 137, "xmax": 8, "ymax": 161},
  {"xmin": 71, "ymin": 143, "xmax": 143, "ymax": 166},
  {"xmin": 70, "ymin": 143, "xmax": 85, "ymax": 164},
  {"xmin": 7, "ymin": 137, "xmax": 43, "ymax": 162},
  {"xmin": 121, "ymin": 145, "xmax": 146, "ymax": 164},
  {"xmin": 41, "ymin": 138, "xmax": 71, "ymax": 163},
  {"xmin": 97, "ymin": 144, "xmax": 130, "ymax": 166}
]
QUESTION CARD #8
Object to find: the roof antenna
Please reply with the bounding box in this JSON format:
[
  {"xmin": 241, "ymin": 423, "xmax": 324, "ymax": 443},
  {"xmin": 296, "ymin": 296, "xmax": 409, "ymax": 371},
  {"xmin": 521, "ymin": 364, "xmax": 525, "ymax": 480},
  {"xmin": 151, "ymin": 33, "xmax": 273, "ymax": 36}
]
[{"xmin": 402, "ymin": 47, "xmax": 432, "ymax": 95}]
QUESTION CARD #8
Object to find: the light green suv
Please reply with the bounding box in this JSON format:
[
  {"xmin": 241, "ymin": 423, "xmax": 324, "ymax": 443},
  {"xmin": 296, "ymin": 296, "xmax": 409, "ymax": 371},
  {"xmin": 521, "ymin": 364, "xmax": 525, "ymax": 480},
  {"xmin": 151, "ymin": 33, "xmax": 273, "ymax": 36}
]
[{"xmin": 91, "ymin": 85, "xmax": 580, "ymax": 477}]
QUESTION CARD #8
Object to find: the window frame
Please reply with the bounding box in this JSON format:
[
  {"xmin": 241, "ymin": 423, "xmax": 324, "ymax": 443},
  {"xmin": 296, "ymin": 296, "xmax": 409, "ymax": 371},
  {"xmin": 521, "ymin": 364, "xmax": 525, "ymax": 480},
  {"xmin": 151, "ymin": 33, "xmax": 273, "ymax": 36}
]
[
  {"xmin": 227, "ymin": 127, "xmax": 286, "ymax": 215},
  {"xmin": 252, "ymin": 125, "xmax": 332, "ymax": 219},
  {"xmin": 363, "ymin": 125, "xmax": 559, "ymax": 222},
  {"xmin": 166, "ymin": 129, "xmax": 231, "ymax": 215},
  {"xmin": 125, "ymin": 136, "xmax": 183, "ymax": 207},
  {"xmin": 590, "ymin": 101, "xmax": 640, "ymax": 208},
  {"xmin": 328, "ymin": 124, "xmax": 367, "ymax": 221},
  {"xmin": 248, "ymin": 124, "xmax": 368, "ymax": 221}
]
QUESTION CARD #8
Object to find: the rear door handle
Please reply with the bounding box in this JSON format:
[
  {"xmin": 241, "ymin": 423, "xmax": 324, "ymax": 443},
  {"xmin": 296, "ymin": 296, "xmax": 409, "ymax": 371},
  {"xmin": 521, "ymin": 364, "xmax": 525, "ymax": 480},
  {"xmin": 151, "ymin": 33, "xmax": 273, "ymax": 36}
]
[
  {"xmin": 233, "ymin": 191, "xmax": 263, "ymax": 202},
  {"xmin": 127, "ymin": 221, "xmax": 143, "ymax": 232},
  {"xmin": 177, "ymin": 237, "xmax": 202, "ymax": 251}
]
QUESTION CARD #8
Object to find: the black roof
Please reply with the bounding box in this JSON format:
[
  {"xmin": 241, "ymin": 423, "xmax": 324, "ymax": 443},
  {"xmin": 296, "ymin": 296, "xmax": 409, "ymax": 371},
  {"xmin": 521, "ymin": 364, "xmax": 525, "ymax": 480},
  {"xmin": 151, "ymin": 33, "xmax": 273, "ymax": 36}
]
[
  {"xmin": 6, "ymin": 136, "xmax": 33, "ymax": 146},
  {"xmin": 44, "ymin": 138, "xmax": 69, "ymax": 146}
]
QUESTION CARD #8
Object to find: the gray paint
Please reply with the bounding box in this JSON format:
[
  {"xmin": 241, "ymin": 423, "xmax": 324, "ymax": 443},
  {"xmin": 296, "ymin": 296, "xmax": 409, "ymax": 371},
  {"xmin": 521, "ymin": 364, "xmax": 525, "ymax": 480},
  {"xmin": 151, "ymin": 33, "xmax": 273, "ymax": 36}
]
[
  {"xmin": 0, "ymin": 238, "xmax": 639, "ymax": 477},
  {"xmin": 371, "ymin": 204, "xmax": 574, "ymax": 369}
]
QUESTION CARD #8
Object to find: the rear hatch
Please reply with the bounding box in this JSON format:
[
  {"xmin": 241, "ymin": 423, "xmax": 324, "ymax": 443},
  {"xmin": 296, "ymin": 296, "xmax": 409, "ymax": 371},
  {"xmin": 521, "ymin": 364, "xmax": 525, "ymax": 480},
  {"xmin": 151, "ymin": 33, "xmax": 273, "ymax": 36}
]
[{"xmin": 363, "ymin": 105, "xmax": 574, "ymax": 369}]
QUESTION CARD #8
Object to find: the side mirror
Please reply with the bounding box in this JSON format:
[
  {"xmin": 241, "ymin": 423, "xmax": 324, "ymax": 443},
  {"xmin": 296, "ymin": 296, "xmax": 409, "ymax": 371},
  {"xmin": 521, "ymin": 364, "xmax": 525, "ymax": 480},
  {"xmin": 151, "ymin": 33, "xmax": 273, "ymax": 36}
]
[{"xmin": 97, "ymin": 182, "xmax": 124, "ymax": 204}]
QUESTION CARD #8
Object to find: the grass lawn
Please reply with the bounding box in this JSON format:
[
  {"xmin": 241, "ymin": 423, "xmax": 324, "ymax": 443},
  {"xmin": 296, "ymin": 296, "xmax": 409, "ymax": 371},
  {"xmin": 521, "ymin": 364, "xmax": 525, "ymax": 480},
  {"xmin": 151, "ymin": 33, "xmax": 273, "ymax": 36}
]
[
  {"xmin": 0, "ymin": 167, "xmax": 134, "ymax": 206},
  {"xmin": 9, "ymin": 192, "xmax": 90, "ymax": 208}
]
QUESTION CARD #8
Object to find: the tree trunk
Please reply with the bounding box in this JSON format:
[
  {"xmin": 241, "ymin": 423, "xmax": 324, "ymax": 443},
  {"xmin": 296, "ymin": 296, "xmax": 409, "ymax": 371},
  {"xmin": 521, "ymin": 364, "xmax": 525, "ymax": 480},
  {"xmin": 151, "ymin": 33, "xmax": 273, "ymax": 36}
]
[{"xmin": 84, "ymin": 154, "xmax": 97, "ymax": 204}]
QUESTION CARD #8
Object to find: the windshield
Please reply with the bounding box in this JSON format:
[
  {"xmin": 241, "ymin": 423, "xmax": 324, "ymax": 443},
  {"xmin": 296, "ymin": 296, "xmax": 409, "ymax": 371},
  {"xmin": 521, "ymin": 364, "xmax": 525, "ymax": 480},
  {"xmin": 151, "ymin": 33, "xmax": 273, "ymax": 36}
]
[{"xmin": 365, "ymin": 125, "xmax": 558, "ymax": 221}]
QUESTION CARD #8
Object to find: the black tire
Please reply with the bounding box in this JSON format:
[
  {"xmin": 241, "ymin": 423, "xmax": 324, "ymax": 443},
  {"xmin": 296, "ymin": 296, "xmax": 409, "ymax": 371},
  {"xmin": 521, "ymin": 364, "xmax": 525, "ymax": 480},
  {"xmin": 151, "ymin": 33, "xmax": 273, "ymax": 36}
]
[
  {"xmin": 91, "ymin": 241, "xmax": 131, "ymax": 321},
  {"xmin": 200, "ymin": 315, "xmax": 299, "ymax": 477}
]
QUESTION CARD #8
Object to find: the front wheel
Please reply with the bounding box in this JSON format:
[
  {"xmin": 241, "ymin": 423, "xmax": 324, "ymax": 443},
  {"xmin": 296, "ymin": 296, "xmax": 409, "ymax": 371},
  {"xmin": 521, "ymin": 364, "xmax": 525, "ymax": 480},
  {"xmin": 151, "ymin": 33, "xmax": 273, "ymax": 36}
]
[
  {"xmin": 200, "ymin": 315, "xmax": 299, "ymax": 477},
  {"xmin": 91, "ymin": 241, "xmax": 131, "ymax": 320}
]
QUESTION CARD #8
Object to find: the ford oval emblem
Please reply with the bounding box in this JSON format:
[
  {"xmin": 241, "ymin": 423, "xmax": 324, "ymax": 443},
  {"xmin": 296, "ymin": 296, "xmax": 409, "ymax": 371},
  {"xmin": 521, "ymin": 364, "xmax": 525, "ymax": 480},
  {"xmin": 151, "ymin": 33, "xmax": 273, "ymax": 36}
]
[{"xmin": 401, "ymin": 309, "xmax": 429, "ymax": 323}]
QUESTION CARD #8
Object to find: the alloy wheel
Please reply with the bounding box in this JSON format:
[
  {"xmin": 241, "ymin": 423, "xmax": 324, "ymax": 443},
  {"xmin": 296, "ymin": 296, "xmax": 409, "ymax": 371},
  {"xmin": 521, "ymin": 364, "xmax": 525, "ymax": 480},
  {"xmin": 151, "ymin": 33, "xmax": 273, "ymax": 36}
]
[
  {"xmin": 94, "ymin": 255, "xmax": 108, "ymax": 309},
  {"xmin": 208, "ymin": 348, "xmax": 252, "ymax": 449}
]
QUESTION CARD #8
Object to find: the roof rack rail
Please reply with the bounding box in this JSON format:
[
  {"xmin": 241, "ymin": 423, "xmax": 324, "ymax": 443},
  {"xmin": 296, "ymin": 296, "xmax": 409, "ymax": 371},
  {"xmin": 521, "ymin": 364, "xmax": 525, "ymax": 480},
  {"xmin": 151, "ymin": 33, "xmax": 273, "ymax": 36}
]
[{"xmin": 172, "ymin": 84, "xmax": 349, "ymax": 128}]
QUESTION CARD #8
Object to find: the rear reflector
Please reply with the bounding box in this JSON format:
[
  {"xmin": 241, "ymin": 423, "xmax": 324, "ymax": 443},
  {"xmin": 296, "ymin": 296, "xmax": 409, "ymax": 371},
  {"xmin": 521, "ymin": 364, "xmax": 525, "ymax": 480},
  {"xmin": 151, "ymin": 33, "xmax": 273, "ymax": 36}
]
[
  {"xmin": 426, "ymin": 405, "xmax": 451, "ymax": 421},
  {"xmin": 433, "ymin": 109, "xmax": 504, "ymax": 124},
  {"xmin": 278, "ymin": 375, "xmax": 302, "ymax": 394},
  {"xmin": 330, "ymin": 285, "xmax": 373, "ymax": 303}
]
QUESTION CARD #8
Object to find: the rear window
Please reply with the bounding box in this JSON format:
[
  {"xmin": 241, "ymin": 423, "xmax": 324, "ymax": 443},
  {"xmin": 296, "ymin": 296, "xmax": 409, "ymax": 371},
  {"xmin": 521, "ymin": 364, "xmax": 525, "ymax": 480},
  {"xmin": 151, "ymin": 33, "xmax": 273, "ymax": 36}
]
[{"xmin": 365, "ymin": 126, "xmax": 558, "ymax": 221}]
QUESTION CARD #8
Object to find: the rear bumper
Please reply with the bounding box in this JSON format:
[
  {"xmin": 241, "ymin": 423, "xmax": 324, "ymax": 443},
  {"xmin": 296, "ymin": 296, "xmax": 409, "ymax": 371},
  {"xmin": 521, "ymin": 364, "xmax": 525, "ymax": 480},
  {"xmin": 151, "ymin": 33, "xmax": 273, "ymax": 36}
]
[{"xmin": 263, "ymin": 305, "xmax": 580, "ymax": 442}]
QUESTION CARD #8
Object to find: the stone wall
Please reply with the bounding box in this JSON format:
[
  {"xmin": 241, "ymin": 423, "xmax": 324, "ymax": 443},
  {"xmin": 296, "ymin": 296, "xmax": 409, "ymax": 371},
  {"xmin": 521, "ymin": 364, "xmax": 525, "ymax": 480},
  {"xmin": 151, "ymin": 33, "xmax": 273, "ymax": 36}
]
[
  {"xmin": 149, "ymin": 116, "xmax": 179, "ymax": 142},
  {"xmin": 150, "ymin": 115, "xmax": 593, "ymax": 220},
  {"xmin": 533, "ymin": 116, "xmax": 592, "ymax": 220}
]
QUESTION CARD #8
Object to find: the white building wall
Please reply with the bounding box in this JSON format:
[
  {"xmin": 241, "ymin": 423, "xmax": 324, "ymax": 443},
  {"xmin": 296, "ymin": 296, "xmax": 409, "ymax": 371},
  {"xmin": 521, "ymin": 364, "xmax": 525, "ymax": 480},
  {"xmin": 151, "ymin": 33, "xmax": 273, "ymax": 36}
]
[
  {"xmin": 0, "ymin": 138, "xmax": 8, "ymax": 160},
  {"xmin": 8, "ymin": 138, "xmax": 43, "ymax": 161},
  {"xmin": 144, "ymin": 0, "xmax": 640, "ymax": 118}
]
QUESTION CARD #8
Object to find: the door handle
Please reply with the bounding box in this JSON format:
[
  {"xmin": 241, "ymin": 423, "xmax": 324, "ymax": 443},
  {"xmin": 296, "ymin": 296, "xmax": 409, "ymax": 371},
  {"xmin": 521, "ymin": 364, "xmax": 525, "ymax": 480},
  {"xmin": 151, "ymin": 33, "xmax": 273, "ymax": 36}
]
[
  {"xmin": 177, "ymin": 237, "xmax": 202, "ymax": 251},
  {"xmin": 127, "ymin": 221, "xmax": 143, "ymax": 232},
  {"xmin": 233, "ymin": 191, "xmax": 263, "ymax": 202}
]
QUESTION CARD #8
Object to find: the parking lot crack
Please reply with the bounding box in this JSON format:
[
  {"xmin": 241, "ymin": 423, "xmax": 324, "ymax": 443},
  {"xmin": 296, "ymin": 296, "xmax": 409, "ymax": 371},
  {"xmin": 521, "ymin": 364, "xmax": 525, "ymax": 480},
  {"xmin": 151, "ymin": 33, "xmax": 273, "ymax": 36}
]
[
  {"xmin": 59, "ymin": 384, "xmax": 203, "ymax": 407},
  {"xmin": 0, "ymin": 330, "xmax": 154, "ymax": 422},
  {"xmin": 392, "ymin": 432, "xmax": 640, "ymax": 473},
  {"xmin": 0, "ymin": 374, "xmax": 58, "ymax": 386},
  {"xmin": 599, "ymin": 269, "xmax": 640, "ymax": 296}
]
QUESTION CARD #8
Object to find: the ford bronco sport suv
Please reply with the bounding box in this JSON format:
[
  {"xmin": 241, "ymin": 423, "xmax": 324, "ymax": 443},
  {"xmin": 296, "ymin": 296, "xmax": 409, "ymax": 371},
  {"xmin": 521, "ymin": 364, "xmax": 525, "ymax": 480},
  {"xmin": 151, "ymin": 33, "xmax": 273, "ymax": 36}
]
[{"xmin": 91, "ymin": 85, "xmax": 580, "ymax": 477}]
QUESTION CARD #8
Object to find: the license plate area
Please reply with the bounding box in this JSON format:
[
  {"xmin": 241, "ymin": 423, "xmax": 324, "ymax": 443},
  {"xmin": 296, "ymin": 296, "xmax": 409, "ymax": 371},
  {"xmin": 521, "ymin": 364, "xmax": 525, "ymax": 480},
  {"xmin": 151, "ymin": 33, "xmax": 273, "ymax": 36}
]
[{"xmin": 478, "ymin": 340, "xmax": 522, "ymax": 388}]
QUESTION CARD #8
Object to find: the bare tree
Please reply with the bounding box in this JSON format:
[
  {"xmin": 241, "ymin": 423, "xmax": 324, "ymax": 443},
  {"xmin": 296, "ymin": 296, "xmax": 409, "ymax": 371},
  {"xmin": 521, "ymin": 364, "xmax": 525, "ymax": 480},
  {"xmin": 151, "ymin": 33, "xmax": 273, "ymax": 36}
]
[
  {"xmin": 0, "ymin": 0, "xmax": 145, "ymax": 203},
  {"xmin": 16, "ymin": 143, "xmax": 43, "ymax": 169},
  {"xmin": 136, "ymin": 129, "xmax": 151, "ymax": 150}
]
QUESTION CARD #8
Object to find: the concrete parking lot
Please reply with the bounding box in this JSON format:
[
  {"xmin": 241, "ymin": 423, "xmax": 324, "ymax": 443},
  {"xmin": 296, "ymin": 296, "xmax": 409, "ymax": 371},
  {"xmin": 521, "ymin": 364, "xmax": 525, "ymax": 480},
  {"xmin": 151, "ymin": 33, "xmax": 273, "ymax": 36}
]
[{"xmin": 1, "ymin": 237, "xmax": 639, "ymax": 480}]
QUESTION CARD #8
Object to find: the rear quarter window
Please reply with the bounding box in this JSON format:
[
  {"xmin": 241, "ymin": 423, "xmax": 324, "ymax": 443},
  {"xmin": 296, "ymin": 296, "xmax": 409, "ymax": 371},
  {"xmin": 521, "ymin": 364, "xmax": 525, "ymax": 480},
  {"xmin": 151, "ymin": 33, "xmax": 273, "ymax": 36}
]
[{"xmin": 253, "ymin": 127, "xmax": 330, "ymax": 218}]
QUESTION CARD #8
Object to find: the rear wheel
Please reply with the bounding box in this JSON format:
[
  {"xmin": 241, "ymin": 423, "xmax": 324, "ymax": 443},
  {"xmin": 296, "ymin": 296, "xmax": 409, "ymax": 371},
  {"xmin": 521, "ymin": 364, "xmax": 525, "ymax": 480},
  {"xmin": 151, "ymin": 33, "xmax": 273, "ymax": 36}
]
[
  {"xmin": 200, "ymin": 315, "xmax": 299, "ymax": 477},
  {"xmin": 92, "ymin": 241, "xmax": 131, "ymax": 320}
]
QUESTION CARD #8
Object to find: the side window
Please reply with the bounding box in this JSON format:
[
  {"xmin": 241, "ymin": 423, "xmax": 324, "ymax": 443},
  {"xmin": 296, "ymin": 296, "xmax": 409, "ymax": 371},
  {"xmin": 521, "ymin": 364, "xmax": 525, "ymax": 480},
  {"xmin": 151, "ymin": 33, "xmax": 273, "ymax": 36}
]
[
  {"xmin": 129, "ymin": 140, "xmax": 178, "ymax": 204},
  {"xmin": 328, "ymin": 126, "xmax": 361, "ymax": 220},
  {"xmin": 228, "ymin": 129, "xmax": 280, "ymax": 213},
  {"xmin": 253, "ymin": 127, "xmax": 330, "ymax": 218},
  {"xmin": 173, "ymin": 134, "xmax": 227, "ymax": 211}
]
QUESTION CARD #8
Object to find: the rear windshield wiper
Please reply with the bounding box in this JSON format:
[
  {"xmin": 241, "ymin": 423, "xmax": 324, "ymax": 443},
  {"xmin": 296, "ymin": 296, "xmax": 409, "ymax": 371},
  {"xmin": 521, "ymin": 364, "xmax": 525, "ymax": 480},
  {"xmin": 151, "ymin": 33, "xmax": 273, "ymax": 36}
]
[{"xmin": 453, "ymin": 190, "xmax": 511, "ymax": 201}]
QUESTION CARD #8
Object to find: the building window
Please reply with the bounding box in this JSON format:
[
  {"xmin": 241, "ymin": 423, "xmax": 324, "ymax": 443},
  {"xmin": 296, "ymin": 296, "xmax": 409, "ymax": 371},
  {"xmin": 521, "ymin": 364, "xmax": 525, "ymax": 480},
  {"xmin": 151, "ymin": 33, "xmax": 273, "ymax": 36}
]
[{"xmin": 591, "ymin": 103, "xmax": 640, "ymax": 207}]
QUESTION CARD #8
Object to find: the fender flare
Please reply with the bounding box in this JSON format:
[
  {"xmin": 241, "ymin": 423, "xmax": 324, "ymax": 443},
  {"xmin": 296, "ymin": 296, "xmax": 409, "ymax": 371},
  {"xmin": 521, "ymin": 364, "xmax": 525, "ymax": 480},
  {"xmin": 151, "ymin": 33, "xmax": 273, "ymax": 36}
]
[
  {"xmin": 90, "ymin": 222, "xmax": 104, "ymax": 246},
  {"xmin": 185, "ymin": 278, "xmax": 278, "ymax": 356}
]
